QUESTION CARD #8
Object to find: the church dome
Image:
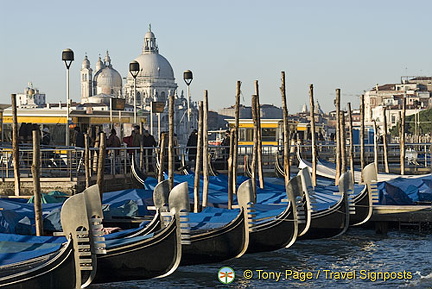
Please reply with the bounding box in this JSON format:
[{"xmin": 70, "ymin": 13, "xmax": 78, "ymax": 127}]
[
  {"xmin": 134, "ymin": 53, "xmax": 174, "ymax": 79},
  {"xmin": 133, "ymin": 26, "xmax": 174, "ymax": 80},
  {"xmin": 94, "ymin": 66, "xmax": 122, "ymax": 94},
  {"xmin": 94, "ymin": 51, "xmax": 122, "ymax": 95}
]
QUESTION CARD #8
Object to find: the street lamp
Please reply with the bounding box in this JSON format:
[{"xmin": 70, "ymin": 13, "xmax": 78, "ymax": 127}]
[
  {"xmin": 62, "ymin": 48, "xmax": 74, "ymax": 146},
  {"xmin": 183, "ymin": 70, "xmax": 193, "ymax": 129},
  {"xmin": 129, "ymin": 61, "xmax": 140, "ymax": 124}
]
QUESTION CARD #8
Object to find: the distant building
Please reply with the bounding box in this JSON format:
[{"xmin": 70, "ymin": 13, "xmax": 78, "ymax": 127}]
[
  {"xmin": 16, "ymin": 83, "xmax": 46, "ymax": 108},
  {"xmin": 363, "ymin": 76, "xmax": 432, "ymax": 133},
  {"xmin": 218, "ymin": 104, "xmax": 282, "ymax": 119}
]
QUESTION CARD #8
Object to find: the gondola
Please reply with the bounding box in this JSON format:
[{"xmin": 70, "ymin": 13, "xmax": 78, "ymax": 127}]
[
  {"xmin": 163, "ymin": 174, "xmax": 304, "ymax": 254},
  {"xmin": 297, "ymin": 169, "xmax": 352, "ymax": 239},
  {"xmin": 296, "ymin": 150, "xmax": 428, "ymax": 183},
  {"xmin": 276, "ymin": 151, "xmax": 373, "ymax": 227},
  {"xmin": 167, "ymin": 181, "xmax": 249, "ymax": 266},
  {"xmin": 236, "ymin": 176, "xmax": 302, "ymax": 253},
  {"xmin": 132, "ymin": 158, "xmax": 304, "ymax": 254},
  {"xmin": 0, "ymin": 188, "xmax": 100, "ymax": 289},
  {"xmin": 82, "ymin": 182, "xmax": 182, "ymax": 283}
]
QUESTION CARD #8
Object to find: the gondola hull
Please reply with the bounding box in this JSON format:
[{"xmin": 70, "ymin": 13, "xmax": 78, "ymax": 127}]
[
  {"xmin": 181, "ymin": 210, "xmax": 247, "ymax": 266},
  {"xmin": 0, "ymin": 240, "xmax": 76, "ymax": 289},
  {"xmin": 247, "ymin": 203, "xmax": 296, "ymax": 253},
  {"xmin": 299, "ymin": 195, "xmax": 348, "ymax": 240},
  {"xmin": 92, "ymin": 218, "xmax": 180, "ymax": 283}
]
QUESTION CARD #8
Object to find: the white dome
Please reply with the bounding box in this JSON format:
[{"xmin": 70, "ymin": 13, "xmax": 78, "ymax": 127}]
[
  {"xmin": 134, "ymin": 53, "xmax": 174, "ymax": 80},
  {"xmin": 82, "ymin": 55, "xmax": 90, "ymax": 69},
  {"xmin": 94, "ymin": 66, "xmax": 122, "ymax": 95}
]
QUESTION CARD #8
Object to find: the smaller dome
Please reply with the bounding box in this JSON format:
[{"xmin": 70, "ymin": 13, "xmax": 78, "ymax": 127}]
[
  {"xmin": 144, "ymin": 31, "xmax": 155, "ymax": 39},
  {"xmin": 94, "ymin": 66, "xmax": 122, "ymax": 95},
  {"xmin": 82, "ymin": 55, "xmax": 90, "ymax": 69}
]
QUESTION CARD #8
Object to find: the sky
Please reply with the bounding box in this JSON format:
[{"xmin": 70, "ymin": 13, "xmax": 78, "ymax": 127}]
[{"xmin": 1, "ymin": 0, "xmax": 432, "ymax": 114}]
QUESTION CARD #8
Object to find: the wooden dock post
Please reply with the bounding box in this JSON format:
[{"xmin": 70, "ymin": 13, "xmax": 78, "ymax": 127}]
[
  {"xmin": 11, "ymin": 94, "xmax": 20, "ymax": 196},
  {"xmin": 31, "ymin": 130, "xmax": 43, "ymax": 236},
  {"xmin": 335, "ymin": 89, "xmax": 341, "ymax": 184},
  {"xmin": 202, "ymin": 91, "xmax": 209, "ymax": 208},
  {"xmin": 96, "ymin": 132, "xmax": 106, "ymax": 198},
  {"xmin": 347, "ymin": 102, "xmax": 355, "ymax": 183},
  {"xmin": 168, "ymin": 93, "xmax": 174, "ymax": 191},
  {"xmin": 309, "ymin": 84, "xmax": 317, "ymax": 187},
  {"xmin": 254, "ymin": 80, "xmax": 264, "ymax": 189},
  {"xmin": 280, "ymin": 72, "xmax": 290, "ymax": 185},
  {"xmin": 382, "ymin": 107, "xmax": 390, "ymax": 173},
  {"xmin": 193, "ymin": 101, "xmax": 203, "ymax": 213}
]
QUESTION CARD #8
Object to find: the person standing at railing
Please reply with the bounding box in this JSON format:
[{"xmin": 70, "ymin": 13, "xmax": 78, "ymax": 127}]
[
  {"xmin": 107, "ymin": 128, "xmax": 121, "ymax": 173},
  {"xmin": 41, "ymin": 127, "xmax": 51, "ymax": 146},
  {"xmin": 107, "ymin": 129, "xmax": 121, "ymax": 154},
  {"xmin": 187, "ymin": 129, "xmax": 198, "ymax": 163},
  {"xmin": 132, "ymin": 125, "xmax": 142, "ymax": 168},
  {"xmin": 142, "ymin": 130, "xmax": 156, "ymax": 172}
]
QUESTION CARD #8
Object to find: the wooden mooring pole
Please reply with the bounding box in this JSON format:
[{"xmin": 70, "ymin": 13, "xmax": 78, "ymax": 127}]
[
  {"xmin": 202, "ymin": 91, "xmax": 209, "ymax": 208},
  {"xmin": 193, "ymin": 101, "xmax": 204, "ymax": 213},
  {"xmin": 254, "ymin": 80, "xmax": 264, "ymax": 189},
  {"xmin": 309, "ymin": 84, "xmax": 317, "ymax": 187},
  {"xmin": 11, "ymin": 94, "xmax": 20, "ymax": 196},
  {"xmin": 347, "ymin": 103, "xmax": 355, "ymax": 183},
  {"xmin": 84, "ymin": 133, "xmax": 91, "ymax": 188},
  {"xmin": 232, "ymin": 81, "xmax": 241, "ymax": 198},
  {"xmin": 96, "ymin": 132, "xmax": 106, "ymax": 199},
  {"xmin": 360, "ymin": 94, "xmax": 365, "ymax": 180},
  {"xmin": 251, "ymin": 95, "xmax": 258, "ymax": 198},
  {"xmin": 400, "ymin": 97, "xmax": 406, "ymax": 175},
  {"xmin": 158, "ymin": 133, "xmax": 167, "ymax": 183},
  {"xmin": 280, "ymin": 72, "xmax": 290, "ymax": 186},
  {"xmin": 340, "ymin": 110, "xmax": 347, "ymax": 173},
  {"xmin": 168, "ymin": 93, "xmax": 174, "ymax": 191},
  {"xmin": 373, "ymin": 120, "xmax": 379, "ymax": 174},
  {"xmin": 32, "ymin": 130, "xmax": 43, "ymax": 236},
  {"xmin": 335, "ymin": 89, "xmax": 341, "ymax": 184},
  {"xmin": 382, "ymin": 107, "xmax": 390, "ymax": 173}
]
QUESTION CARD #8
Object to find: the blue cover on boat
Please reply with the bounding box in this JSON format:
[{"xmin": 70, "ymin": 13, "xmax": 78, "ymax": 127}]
[
  {"xmin": 0, "ymin": 233, "xmax": 66, "ymax": 266},
  {"xmin": 102, "ymin": 188, "xmax": 153, "ymax": 218},
  {"xmin": 377, "ymin": 175, "xmax": 432, "ymax": 205},
  {"xmin": 189, "ymin": 207, "xmax": 240, "ymax": 231}
]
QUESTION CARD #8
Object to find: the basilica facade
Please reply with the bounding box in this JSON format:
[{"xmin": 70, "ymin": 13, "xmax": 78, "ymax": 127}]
[{"xmin": 79, "ymin": 26, "xmax": 196, "ymax": 144}]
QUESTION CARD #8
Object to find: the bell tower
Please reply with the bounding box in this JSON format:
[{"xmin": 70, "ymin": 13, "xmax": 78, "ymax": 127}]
[{"xmin": 80, "ymin": 54, "xmax": 93, "ymax": 103}]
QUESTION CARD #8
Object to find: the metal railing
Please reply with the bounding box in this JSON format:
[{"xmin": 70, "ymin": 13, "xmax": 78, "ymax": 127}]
[{"xmin": 1, "ymin": 142, "xmax": 430, "ymax": 180}]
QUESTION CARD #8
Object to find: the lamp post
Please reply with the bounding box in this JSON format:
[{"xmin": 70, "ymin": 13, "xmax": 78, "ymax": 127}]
[
  {"xmin": 129, "ymin": 61, "xmax": 140, "ymax": 124},
  {"xmin": 183, "ymin": 70, "xmax": 193, "ymax": 130},
  {"xmin": 62, "ymin": 48, "xmax": 74, "ymax": 146}
]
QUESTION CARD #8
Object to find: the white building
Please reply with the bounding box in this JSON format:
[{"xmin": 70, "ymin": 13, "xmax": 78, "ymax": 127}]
[
  {"xmin": 79, "ymin": 25, "xmax": 197, "ymax": 144},
  {"xmin": 363, "ymin": 77, "xmax": 432, "ymax": 133},
  {"xmin": 16, "ymin": 83, "xmax": 46, "ymax": 108}
]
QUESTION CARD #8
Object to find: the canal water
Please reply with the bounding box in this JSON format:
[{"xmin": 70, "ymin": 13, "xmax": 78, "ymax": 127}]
[{"xmin": 89, "ymin": 227, "xmax": 432, "ymax": 289}]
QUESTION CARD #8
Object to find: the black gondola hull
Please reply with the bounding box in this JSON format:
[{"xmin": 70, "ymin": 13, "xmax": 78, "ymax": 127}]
[
  {"xmin": 181, "ymin": 211, "xmax": 246, "ymax": 266},
  {"xmin": 0, "ymin": 241, "xmax": 76, "ymax": 289},
  {"xmin": 247, "ymin": 204, "xmax": 296, "ymax": 253},
  {"xmin": 93, "ymin": 219, "xmax": 179, "ymax": 283}
]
